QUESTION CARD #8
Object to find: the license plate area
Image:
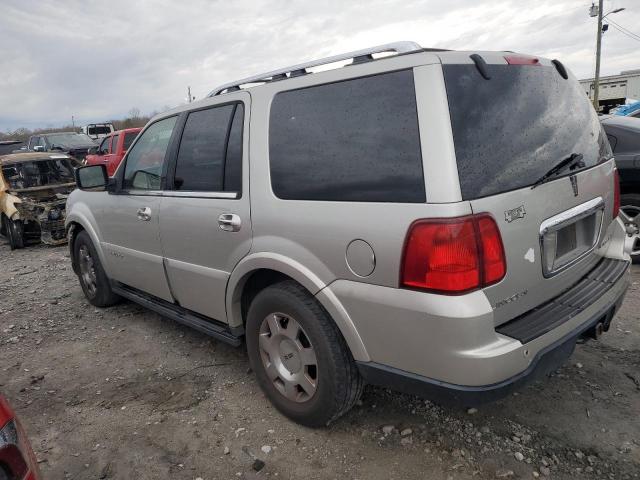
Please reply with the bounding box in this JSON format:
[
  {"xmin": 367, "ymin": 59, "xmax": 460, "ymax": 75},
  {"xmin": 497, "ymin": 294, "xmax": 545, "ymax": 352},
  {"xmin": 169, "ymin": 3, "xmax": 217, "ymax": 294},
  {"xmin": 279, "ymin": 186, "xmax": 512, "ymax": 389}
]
[{"xmin": 540, "ymin": 197, "xmax": 604, "ymax": 277}]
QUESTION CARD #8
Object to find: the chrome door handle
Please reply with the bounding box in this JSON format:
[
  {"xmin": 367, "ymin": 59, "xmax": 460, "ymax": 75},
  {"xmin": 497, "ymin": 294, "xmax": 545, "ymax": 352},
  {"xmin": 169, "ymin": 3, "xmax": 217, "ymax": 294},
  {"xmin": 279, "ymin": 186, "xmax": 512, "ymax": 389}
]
[
  {"xmin": 137, "ymin": 207, "xmax": 152, "ymax": 221},
  {"xmin": 218, "ymin": 213, "xmax": 241, "ymax": 232}
]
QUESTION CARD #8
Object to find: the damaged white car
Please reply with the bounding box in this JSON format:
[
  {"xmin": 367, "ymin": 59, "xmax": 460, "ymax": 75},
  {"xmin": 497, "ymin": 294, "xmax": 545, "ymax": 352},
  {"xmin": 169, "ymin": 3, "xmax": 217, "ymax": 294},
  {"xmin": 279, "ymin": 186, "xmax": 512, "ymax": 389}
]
[{"xmin": 1, "ymin": 152, "xmax": 78, "ymax": 249}]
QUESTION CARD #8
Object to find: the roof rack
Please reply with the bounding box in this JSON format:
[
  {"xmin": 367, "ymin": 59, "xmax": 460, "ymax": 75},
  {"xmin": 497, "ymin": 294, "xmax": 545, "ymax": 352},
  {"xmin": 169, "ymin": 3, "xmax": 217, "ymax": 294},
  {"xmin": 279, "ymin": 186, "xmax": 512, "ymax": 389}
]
[{"xmin": 207, "ymin": 41, "xmax": 422, "ymax": 97}]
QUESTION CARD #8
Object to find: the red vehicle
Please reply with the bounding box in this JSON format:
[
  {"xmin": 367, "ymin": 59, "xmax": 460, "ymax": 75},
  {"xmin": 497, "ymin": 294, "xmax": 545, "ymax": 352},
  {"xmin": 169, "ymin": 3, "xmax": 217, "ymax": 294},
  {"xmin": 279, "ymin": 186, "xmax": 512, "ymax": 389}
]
[
  {"xmin": 84, "ymin": 127, "xmax": 141, "ymax": 176},
  {"xmin": 0, "ymin": 394, "xmax": 40, "ymax": 479}
]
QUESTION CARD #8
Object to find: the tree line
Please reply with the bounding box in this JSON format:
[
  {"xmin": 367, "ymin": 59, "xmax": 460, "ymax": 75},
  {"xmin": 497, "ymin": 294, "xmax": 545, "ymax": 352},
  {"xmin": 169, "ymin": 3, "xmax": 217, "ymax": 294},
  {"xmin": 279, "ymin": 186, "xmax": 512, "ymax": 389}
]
[{"xmin": 0, "ymin": 107, "xmax": 163, "ymax": 143}]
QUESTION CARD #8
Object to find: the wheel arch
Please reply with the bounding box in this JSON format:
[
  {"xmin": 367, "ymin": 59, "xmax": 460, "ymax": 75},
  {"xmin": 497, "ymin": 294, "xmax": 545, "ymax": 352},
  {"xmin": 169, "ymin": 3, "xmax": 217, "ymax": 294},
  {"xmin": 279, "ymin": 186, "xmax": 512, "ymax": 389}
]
[
  {"xmin": 65, "ymin": 210, "xmax": 109, "ymax": 277},
  {"xmin": 227, "ymin": 253, "xmax": 370, "ymax": 362}
]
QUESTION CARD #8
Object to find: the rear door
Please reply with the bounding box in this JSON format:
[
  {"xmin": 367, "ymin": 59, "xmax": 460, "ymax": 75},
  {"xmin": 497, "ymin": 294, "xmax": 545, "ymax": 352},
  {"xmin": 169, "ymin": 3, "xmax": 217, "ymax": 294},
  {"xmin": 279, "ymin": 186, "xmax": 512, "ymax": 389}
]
[
  {"xmin": 158, "ymin": 93, "xmax": 251, "ymax": 322},
  {"xmin": 441, "ymin": 58, "xmax": 616, "ymax": 325}
]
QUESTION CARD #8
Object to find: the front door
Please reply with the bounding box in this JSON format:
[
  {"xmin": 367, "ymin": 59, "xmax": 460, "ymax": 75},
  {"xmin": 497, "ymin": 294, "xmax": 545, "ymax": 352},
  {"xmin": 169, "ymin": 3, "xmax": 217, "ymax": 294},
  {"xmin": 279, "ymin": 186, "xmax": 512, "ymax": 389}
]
[
  {"xmin": 103, "ymin": 133, "xmax": 119, "ymax": 175},
  {"xmin": 159, "ymin": 95, "xmax": 251, "ymax": 322},
  {"xmin": 98, "ymin": 116, "xmax": 179, "ymax": 301}
]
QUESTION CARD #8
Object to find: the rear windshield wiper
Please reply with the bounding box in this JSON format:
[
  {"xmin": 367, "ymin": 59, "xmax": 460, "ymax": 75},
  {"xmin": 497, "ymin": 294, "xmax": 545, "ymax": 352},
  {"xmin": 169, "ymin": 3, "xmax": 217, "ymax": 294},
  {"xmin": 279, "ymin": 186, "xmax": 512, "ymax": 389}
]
[{"xmin": 531, "ymin": 153, "xmax": 585, "ymax": 189}]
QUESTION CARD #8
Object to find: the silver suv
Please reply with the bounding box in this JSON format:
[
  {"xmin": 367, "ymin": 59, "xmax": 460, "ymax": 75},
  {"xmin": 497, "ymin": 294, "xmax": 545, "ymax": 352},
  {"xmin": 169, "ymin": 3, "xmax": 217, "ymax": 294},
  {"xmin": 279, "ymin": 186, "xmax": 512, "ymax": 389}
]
[{"xmin": 66, "ymin": 42, "xmax": 633, "ymax": 427}]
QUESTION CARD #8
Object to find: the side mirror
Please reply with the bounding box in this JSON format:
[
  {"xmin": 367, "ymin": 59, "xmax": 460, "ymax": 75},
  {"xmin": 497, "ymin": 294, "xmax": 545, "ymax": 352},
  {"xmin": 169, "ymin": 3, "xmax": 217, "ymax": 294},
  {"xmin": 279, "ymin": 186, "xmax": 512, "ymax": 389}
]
[
  {"xmin": 33, "ymin": 145, "xmax": 45, "ymax": 152},
  {"xmin": 75, "ymin": 164, "xmax": 108, "ymax": 191},
  {"xmin": 88, "ymin": 146, "xmax": 99, "ymax": 155}
]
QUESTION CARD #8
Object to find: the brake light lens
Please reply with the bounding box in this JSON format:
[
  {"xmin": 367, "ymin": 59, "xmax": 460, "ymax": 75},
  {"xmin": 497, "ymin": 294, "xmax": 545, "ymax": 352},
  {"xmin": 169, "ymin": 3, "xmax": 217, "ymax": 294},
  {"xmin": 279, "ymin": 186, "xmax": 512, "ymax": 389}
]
[
  {"xmin": 613, "ymin": 169, "xmax": 621, "ymax": 218},
  {"xmin": 401, "ymin": 214, "xmax": 506, "ymax": 294},
  {"xmin": 0, "ymin": 395, "xmax": 40, "ymax": 480},
  {"xmin": 504, "ymin": 55, "xmax": 540, "ymax": 65}
]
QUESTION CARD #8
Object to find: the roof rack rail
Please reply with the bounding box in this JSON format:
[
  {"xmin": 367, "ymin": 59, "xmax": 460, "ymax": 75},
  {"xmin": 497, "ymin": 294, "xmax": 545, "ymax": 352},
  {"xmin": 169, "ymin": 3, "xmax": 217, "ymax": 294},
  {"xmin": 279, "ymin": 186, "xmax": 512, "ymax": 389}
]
[{"xmin": 207, "ymin": 41, "xmax": 422, "ymax": 97}]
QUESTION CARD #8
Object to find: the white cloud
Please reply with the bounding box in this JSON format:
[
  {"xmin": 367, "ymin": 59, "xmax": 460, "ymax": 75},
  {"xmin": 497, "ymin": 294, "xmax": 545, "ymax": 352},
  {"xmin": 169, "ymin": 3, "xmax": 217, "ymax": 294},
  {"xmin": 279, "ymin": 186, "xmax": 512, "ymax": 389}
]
[{"xmin": 0, "ymin": 0, "xmax": 638, "ymax": 131}]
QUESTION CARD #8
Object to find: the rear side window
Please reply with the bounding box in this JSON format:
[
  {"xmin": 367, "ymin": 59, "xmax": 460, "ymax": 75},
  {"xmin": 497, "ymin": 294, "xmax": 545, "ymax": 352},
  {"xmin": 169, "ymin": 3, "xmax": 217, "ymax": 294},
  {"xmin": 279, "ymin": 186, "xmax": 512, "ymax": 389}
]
[
  {"xmin": 173, "ymin": 103, "xmax": 243, "ymax": 192},
  {"xmin": 123, "ymin": 131, "xmax": 137, "ymax": 150},
  {"xmin": 269, "ymin": 70, "xmax": 425, "ymax": 202}
]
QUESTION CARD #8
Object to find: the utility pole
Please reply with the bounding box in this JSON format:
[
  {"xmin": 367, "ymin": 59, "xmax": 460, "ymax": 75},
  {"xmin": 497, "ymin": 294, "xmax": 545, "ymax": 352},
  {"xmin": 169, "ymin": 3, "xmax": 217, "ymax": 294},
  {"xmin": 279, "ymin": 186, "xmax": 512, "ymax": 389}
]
[
  {"xmin": 593, "ymin": 0, "xmax": 604, "ymax": 111},
  {"xmin": 72, "ymin": 115, "xmax": 75, "ymax": 128},
  {"xmin": 187, "ymin": 86, "xmax": 193, "ymax": 103}
]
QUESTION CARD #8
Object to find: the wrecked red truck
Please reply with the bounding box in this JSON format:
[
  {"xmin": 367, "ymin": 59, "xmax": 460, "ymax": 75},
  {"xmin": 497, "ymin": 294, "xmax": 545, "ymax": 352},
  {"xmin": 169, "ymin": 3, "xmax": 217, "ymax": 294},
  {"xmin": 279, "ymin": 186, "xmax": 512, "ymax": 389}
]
[{"xmin": 84, "ymin": 127, "xmax": 141, "ymax": 176}]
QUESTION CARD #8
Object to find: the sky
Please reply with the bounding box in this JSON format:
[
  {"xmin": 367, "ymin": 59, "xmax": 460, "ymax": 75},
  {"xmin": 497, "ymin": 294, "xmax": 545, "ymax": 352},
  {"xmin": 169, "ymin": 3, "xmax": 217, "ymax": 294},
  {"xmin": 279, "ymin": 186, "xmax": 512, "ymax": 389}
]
[{"xmin": 1, "ymin": 0, "xmax": 638, "ymax": 132}]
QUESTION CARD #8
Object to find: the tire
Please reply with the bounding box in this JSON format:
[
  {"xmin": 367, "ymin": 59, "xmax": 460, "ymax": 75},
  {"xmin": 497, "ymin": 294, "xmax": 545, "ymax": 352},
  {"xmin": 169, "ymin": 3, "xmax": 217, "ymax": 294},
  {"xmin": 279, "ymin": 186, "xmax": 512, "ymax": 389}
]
[
  {"xmin": 73, "ymin": 230, "xmax": 121, "ymax": 307},
  {"xmin": 620, "ymin": 193, "xmax": 640, "ymax": 264},
  {"xmin": 246, "ymin": 280, "xmax": 363, "ymax": 427},
  {"xmin": 6, "ymin": 217, "xmax": 25, "ymax": 250}
]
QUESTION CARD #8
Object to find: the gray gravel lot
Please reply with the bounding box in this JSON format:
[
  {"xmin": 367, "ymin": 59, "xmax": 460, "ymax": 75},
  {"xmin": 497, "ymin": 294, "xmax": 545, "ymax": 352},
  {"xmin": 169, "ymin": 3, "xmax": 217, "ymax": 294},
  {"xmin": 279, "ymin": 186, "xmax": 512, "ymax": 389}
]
[{"xmin": 0, "ymin": 240, "xmax": 638, "ymax": 479}]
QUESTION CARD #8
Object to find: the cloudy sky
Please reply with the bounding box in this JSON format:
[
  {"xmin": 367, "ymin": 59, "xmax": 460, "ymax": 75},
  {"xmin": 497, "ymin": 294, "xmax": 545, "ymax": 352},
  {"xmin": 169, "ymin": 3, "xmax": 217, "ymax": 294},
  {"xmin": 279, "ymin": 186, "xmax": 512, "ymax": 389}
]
[{"xmin": 1, "ymin": 0, "xmax": 638, "ymax": 132}]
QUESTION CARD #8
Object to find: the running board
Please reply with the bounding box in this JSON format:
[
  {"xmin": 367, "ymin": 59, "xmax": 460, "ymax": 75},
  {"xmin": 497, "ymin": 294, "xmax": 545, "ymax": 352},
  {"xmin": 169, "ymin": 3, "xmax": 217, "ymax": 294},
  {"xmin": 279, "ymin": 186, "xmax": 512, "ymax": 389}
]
[{"xmin": 112, "ymin": 283, "xmax": 243, "ymax": 347}]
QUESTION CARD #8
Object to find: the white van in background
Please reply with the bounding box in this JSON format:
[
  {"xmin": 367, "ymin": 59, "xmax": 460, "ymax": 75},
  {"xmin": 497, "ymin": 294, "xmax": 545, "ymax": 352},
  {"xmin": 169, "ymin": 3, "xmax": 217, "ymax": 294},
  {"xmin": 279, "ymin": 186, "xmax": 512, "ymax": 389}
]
[{"xmin": 81, "ymin": 123, "xmax": 114, "ymax": 140}]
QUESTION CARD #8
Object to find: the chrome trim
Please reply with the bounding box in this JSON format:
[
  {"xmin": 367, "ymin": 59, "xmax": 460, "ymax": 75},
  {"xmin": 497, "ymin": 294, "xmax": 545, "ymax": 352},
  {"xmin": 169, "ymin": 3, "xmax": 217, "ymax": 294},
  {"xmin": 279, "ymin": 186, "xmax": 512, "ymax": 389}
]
[
  {"xmin": 161, "ymin": 191, "xmax": 239, "ymax": 199},
  {"xmin": 118, "ymin": 190, "xmax": 238, "ymax": 199},
  {"xmin": 539, "ymin": 197, "xmax": 605, "ymax": 277},
  {"xmin": 539, "ymin": 197, "xmax": 604, "ymax": 235}
]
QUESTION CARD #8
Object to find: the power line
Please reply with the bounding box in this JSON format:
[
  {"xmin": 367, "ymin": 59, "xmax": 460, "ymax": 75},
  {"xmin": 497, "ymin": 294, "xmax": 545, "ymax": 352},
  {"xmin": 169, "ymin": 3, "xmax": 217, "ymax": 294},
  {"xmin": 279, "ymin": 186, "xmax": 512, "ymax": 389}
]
[
  {"xmin": 607, "ymin": 18, "xmax": 640, "ymax": 41},
  {"xmin": 607, "ymin": 22, "xmax": 640, "ymax": 42}
]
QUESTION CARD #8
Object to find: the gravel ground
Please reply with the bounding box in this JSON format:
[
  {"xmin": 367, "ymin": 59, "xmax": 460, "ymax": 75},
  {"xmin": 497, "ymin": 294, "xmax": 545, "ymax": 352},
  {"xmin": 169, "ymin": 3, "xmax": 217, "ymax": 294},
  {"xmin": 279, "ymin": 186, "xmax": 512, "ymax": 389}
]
[{"xmin": 0, "ymin": 240, "xmax": 639, "ymax": 480}]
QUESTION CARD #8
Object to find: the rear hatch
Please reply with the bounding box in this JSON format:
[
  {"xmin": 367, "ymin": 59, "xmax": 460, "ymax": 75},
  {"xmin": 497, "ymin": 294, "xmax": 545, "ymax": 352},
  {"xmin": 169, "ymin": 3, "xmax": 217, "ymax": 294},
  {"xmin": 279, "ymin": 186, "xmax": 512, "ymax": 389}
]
[{"xmin": 441, "ymin": 55, "xmax": 616, "ymax": 325}]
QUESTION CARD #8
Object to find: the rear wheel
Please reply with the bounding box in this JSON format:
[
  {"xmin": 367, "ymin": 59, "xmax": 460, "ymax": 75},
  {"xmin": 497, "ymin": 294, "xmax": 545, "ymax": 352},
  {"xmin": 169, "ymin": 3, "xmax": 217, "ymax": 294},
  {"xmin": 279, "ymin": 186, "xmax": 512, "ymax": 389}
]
[
  {"xmin": 620, "ymin": 193, "xmax": 640, "ymax": 264},
  {"xmin": 73, "ymin": 230, "xmax": 121, "ymax": 307},
  {"xmin": 246, "ymin": 280, "xmax": 363, "ymax": 427}
]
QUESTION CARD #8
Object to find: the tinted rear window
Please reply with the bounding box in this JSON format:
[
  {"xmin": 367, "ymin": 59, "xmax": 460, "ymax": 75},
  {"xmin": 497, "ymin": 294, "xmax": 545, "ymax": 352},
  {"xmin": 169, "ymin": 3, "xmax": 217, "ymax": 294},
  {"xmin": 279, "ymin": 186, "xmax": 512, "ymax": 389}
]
[
  {"xmin": 123, "ymin": 132, "xmax": 137, "ymax": 150},
  {"xmin": 443, "ymin": 64, "xmax": 611, "ymax": 199},
  {"xmin": 269, "ymin": 70, "xmax": 425, "ymax": 202}
]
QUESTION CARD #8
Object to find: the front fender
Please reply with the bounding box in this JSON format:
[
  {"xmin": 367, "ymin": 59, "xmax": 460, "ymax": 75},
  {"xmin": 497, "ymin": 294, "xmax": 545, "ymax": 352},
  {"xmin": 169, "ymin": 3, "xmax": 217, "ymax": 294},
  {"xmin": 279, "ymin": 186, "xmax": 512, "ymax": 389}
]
[
  {"xmin": 1, "ymin": 192, "xmax": 22, "ymax": 221},
  {"xmin": 65, "ymin": 201, "xmax": 109, "ymax": 277},
  {"xmin": 226, "ymin": 252, "xmax": 370, "ymax": 361}
]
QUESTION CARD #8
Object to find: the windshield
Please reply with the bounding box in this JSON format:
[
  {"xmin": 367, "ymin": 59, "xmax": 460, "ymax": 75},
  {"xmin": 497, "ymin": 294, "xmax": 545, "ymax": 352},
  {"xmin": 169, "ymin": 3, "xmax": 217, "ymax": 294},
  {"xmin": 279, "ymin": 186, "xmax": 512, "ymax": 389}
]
[
  {"xmin": 47, "ymin": 133, "xmax": 95, "ymax": 148},
  {"xmin": 443, "ymin": 64, "xmax": 612, "ymax": 199},
  {"xmin": 2, "ymin": 159, "xmax": 76, "ymax": 189}
]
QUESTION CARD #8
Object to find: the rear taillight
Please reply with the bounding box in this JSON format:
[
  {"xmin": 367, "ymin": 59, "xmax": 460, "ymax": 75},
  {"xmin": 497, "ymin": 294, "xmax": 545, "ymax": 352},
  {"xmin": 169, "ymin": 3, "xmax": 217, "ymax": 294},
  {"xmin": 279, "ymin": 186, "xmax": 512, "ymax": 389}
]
[
  {"xmin": 613, "ymin": 169, "xmax": 621, "ymax": 218},
  {"xmin": 401, "ymin": 214, "xmax": 506, "ymax": 294},
  {"xmin": 0, "ymin": 396, "xmax": 39, "ymax": 480}
]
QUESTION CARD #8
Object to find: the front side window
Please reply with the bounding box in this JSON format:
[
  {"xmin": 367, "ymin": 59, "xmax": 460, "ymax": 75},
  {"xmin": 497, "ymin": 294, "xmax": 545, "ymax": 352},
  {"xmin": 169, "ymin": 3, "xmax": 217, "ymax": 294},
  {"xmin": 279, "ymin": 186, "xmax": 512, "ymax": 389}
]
[
  {"xmin": 173, "ymin": 103, "xmax": 243, "ymax": 192},
  {"xmin": 123, "ymin": 116, "xmax": 177, "ymax": 190},
  {"xmin": 269, "ymin": 70, "xmax": 425, "ymax": 202},
  {"xmin": 99, "ymin": 137, "xmax": 111, "ymax": 154}
]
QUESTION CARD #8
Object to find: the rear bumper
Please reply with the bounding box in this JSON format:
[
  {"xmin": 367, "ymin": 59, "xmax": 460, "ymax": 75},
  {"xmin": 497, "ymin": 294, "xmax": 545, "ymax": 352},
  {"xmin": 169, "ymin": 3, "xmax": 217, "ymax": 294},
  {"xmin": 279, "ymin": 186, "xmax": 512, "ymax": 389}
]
[
  {"xmin": 357, "ymin": 281, "xmax": 627, "ymax": 405},
  {"xmin": 328, "ymin": 257, "xmax": 630, "ymax": 397}
]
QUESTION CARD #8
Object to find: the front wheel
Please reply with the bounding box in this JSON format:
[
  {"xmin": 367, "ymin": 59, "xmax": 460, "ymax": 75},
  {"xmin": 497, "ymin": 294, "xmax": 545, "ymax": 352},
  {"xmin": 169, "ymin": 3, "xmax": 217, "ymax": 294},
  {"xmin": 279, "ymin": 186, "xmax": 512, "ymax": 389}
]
[
  {"xmin": 246, "ymin": 280, "xmax": 363, "ymax": 427},
  {"xmin": 73, "ymin": 230, "xmax": 121, "ymax": 307},
  {"xmin": 620, "ymin": 193, "xmax": 640, "ymax": 264},
  {"xmin": 5, "ymin": 217, "xmax": 24, "ymax": 250}
]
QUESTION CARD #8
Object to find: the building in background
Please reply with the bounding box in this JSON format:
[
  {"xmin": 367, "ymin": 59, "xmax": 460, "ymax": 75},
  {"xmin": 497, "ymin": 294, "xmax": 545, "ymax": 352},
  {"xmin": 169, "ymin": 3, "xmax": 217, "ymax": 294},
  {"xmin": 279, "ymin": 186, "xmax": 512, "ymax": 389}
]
[{"xmin": 580, "ymin": 69, "xmax": 640, "ymax": 113}]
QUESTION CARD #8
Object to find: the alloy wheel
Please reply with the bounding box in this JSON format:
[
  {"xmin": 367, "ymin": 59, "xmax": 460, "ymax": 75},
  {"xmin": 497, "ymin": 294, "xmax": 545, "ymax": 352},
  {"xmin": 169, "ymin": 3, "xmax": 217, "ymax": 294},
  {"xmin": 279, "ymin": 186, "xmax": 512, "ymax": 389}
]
[
  {"xmin": 620, "ymin": 205, "xmax": 640, "ymax": 256},
  {"xmin": 258, "ymin": 312, "xmax": 318, "ymax": 402},
  {"xmin": 78, "ymin": 245, "xmax": 98, "ymax": 297}
]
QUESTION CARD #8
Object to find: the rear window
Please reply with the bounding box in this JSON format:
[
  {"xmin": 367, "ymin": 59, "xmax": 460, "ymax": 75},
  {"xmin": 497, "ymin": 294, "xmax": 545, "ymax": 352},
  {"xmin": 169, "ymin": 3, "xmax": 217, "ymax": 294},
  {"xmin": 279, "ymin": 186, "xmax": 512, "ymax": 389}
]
[
  {"xmin": 123, "ymin": 132, "xmax": 138, "ymax": 150},
  {"xmin": 88, "ymin": 126, "xmax": 112, "ymax": 135},
  {"xmin": 443, "ymin": 64, "xmax": 611, "ymax": 199},
  {"xmin": 269, "ymin": 70, "xmax": 425, "ymax": 202}
]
